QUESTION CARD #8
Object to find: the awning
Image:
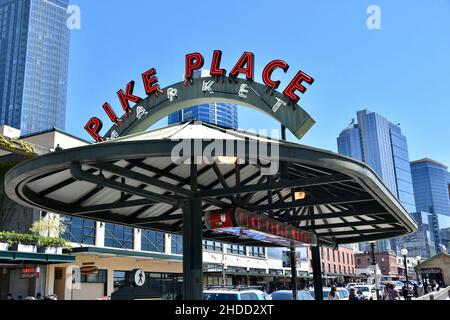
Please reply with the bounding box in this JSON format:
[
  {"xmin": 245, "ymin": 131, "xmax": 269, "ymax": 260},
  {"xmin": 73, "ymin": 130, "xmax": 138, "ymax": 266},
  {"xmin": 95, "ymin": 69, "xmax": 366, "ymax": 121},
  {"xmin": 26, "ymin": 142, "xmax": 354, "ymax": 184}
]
[
  {"xmin": 4, "ymin": 121, "xmax": 417, "ymax": 247},
  {"xmin": 0, "ymin": 250, "xmax": 75, "ymax": 264}
]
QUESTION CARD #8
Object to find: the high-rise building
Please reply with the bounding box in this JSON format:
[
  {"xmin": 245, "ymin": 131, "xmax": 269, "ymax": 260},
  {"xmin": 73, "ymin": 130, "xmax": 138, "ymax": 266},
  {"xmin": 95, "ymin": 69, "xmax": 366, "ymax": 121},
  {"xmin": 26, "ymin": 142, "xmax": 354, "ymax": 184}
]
[
  {"xmin": 0, "ymin": 0, "xmax": 70, "ymax": 135},
  {"xmin": 168, "ymin": 69, "xmax": 238, "ymax": 129},
  {"xmin": 410, "ymin": 158, "xmax": 450, "ymax": 217},
  {"xmin": 410, "ymin": 158, "xmax": 450, "ymax": 254},
  {"xmin": 337, "ymin": 109, "xmax": 416, "ymax": 253}
]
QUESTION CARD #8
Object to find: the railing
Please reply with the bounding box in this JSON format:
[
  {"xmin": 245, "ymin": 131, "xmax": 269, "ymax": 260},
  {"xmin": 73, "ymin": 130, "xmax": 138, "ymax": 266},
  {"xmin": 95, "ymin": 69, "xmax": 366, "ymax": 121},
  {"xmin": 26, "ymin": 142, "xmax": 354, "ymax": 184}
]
[{"xmin": 415, "ymin": 287, "xmax": 450, "ymax": 300}]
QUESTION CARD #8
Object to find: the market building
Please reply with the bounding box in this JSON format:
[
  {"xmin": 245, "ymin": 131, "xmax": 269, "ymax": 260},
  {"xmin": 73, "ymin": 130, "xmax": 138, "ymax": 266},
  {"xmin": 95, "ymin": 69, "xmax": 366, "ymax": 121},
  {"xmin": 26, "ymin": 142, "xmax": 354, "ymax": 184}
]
[
  {"xmin": 308, "ymin": 245, "xmax": 359, "ymax": 286},
  {"xmin": 419, "ymin": 252, "xmax": 450, "ymax": 287},
  {"xmin": 355, "ymin": 251, "xmax": 399, "ymax": 280},
  {"xmin": 3, "ymin": 52, "xmax": 418, "ymax": 300}
]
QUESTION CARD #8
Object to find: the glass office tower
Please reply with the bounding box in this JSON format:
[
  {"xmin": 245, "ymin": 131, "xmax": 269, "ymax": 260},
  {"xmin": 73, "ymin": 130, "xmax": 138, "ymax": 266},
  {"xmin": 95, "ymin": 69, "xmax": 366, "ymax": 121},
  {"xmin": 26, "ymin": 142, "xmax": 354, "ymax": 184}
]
[
  {"xmin": 410, "ymin": 159, "xmax": 450, "ymax": 217},
  {"xmin": 168, "ymin": 69, "xmax": 238, "ymax": 129},
  {"xmin": 410, "ymin": 159, "xmax": 450, "ymax": 254},
  {"xmin": 337, "ymin": 109, "xmax": 416, "ymax": 253},
  {"xmin": 0, "ymin": 0, "xmax": 70, "ymax": 135}
]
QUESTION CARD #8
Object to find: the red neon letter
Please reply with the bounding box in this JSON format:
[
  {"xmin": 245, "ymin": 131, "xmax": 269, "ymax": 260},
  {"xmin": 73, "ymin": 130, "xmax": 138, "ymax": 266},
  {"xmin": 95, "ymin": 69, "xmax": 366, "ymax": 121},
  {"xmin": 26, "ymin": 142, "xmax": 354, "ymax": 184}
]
[
  {"xmin": 117, "ymin": 81, "xmax": 142, "ymax": 114},
  {"xmin": 210, "ymin": 50, "xmax": 226, "ymax": 77},
  {"xmin": 262, "ymin": 60, "xmax": 289, "ymax": 89},
  {"xmin": 283, "ymin": 71, "xmax": 314, "ymax": 103},
  {"xmin": 84, "ymin": 117, "xmax": 103, "ymax": 142},
  {"xmin": 184, "ymin": 52, "xmax": 204, "ymax": 85},
  {"xmin": 229, "ymin": 52, "xmax": 254, "ymax": 80},
  {"xmin": 142, "ymin": 68, "xmax": 162, "ymax": 96},
  {"xmin": 102, "ymin": 102, "xmax": 121, "ymax": 126}
]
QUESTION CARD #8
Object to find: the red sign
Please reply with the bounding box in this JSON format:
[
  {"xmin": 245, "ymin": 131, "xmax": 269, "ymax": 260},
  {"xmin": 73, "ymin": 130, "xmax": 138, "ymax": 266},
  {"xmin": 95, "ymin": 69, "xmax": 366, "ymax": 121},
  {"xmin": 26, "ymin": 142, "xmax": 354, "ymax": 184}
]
[
  {"xmin": 205, "ymin": 208, "xmax": 317, "ymax": 247},
  {"xmin": 20, "ymin": 267, "xmax": 40, "ymax": 279},
  {"xmin": 84, "ymin": 51, "xmax": 314, "ymax": 142}
]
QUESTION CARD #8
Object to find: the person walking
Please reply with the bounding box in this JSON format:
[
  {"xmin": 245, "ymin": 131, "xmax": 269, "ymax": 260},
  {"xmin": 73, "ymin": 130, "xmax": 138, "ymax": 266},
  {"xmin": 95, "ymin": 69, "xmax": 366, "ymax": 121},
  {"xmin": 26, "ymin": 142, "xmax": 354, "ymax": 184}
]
[
  {"xmin": 413, "ymin": 284, "xmax": 419, "ymax": 298},
  {"xmin": 382, "ymin": 285, "xmax": 389, "ymax": 300},
  {"xmin": 349, "ymin": 288, "xmax": 359, "ymax": 300},
  {"xmin": 402, "ymin": 284, "xmax": 409, "ymax": 300},
  {"xmin": 388, "ymin": 284, "xmax": 399, "ymax": 300},
  {"xmin": 328, "ymin": 286, "xmax": 340, "ymax": 300}
]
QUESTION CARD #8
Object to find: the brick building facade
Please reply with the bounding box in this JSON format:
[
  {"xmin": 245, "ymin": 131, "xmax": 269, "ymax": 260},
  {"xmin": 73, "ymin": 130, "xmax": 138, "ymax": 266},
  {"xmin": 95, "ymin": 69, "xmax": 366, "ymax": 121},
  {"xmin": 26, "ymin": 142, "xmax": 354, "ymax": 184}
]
[{"xmin": 307, "ymin": 245, "xmax": 358, "ymax": 285}]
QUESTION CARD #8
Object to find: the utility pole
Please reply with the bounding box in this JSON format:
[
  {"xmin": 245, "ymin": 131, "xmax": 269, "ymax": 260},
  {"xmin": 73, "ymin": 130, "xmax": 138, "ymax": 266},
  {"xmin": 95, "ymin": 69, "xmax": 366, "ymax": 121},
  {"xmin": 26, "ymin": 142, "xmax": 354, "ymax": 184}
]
[
  {"xmin": 370, "ymin": 242, "xmax": 380, "ymax": 300},
  {"xmin": 290, "ymin": 245, "xmax": 298, "ymax": 300}
]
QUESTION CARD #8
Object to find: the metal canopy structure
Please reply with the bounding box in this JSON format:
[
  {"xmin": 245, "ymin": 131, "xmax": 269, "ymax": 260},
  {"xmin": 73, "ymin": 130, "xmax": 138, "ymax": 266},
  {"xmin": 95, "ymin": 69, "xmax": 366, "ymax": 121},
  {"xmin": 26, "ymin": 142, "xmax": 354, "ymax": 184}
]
[
  {"xmin": 4, "ymin": 121, "xmax": 418, "ymax": 300},
  {"xmin": 5, "ymin": 121, "xmax": 417, "ymax": 247}
]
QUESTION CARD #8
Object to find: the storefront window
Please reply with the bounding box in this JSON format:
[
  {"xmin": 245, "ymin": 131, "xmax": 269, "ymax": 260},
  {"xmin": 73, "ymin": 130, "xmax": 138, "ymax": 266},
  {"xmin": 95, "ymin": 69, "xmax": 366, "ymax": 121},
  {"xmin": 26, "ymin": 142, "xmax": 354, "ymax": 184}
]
[
  {"xmin": 62, "ymin": 216, "xmax": 96, "ymax": 245},
  {"xmin": 227, "ymin": 245, "xmax": 246, "ymax": 255},
  {"xmin": 113, "ymin": 271, "xmax": 128, "ymax": 290},
  {"xmin": 248, "ymin": 246, "xmax": 265, "ymax": 257},
  {"xmin": 141, "ymin": 230, "xmax": 165, "ymax": 253},
  {"xmin": 202, "ymin": 240, "xmax": 223, "ymax": 252},
  {"xmin": 104, "ymin": 224, "xmax": 134, "ymax": 249},
  {"xmin": 81, "ymin": 269, "xmax": 107, "ymax": 283}
]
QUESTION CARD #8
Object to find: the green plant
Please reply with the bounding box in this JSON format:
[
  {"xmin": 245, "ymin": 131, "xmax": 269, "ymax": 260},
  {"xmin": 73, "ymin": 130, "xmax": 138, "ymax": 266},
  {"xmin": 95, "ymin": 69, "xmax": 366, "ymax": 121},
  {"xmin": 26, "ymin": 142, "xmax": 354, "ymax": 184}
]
[
  {"xmin": 17, "ymin": 233, "xmax": 39, "ymax": 246},
  {"xmin": 38, "ymin": 237, "xmax": 68, "ymax": 248},
  {"xmin": 0, "ymin": 231, "xmax": 39, "ymax": 246}
]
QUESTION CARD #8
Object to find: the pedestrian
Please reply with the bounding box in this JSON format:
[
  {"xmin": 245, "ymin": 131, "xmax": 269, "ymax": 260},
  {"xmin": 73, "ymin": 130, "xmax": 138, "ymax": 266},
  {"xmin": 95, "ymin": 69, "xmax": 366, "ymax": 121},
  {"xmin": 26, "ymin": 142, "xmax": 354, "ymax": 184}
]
[
  {"xmin": 413, "ymin": 284, "xmax": 418, "ymax": 298},
  {"xmin": 349, "ymin": 288, "xmax": 359, "ymax": 301},
  {"xmin": 356, "ymin": 290, "xmax": 366, "ymax": 300},
  {"xmin": 389, "ymin": 284, "xmax": 399, "ymax": 300},
  {"xmin": 401, "ymin": 284, "xmax": 408, "ymax": 300},
  {"xmin": 328, "ymin": 285, "xmax": 340, "ymax": 300},
  {"xmin": 382, "ymin": 285, "xmax": 389, "ymax": 300}
]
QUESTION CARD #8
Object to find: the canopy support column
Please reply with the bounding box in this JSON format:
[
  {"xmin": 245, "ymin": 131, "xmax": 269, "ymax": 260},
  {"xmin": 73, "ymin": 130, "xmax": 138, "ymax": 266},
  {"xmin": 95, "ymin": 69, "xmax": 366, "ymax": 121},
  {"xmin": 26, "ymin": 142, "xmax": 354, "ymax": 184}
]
[
  {"xmin": 311, "ymin": 245, "xmax": 323, "ymax": 300},
  {"xmin": 183, "ymin": 161, "xmax": 203, "ymax": 300}
]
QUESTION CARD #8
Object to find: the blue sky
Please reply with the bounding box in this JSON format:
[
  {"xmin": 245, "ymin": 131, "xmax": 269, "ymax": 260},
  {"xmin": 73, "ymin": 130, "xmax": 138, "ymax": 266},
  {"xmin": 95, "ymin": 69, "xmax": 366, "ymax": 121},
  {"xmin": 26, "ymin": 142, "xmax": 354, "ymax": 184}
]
[{"xmin": 66, "ymin": 0, "xmax": 450, "ymax": 166}]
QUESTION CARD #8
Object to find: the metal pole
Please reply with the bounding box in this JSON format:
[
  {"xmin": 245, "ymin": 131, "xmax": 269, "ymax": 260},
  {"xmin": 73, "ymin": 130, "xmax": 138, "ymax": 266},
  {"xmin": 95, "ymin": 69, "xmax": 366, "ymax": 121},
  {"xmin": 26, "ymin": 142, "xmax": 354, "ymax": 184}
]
[
  {"xmin": 182, "ymin": 160, "xmax": 203, "ymax": 300},
  {"xmin": 370, "ymin": 242, "xmax": 380, "ymax": 300},
  {"xmin": 311, "ymin": 245, "xmax": 323, "ymax": 300},
  {"xmin": 404, "ymin": 255, "xmax": 409, "ymax": 300},
  {"xmin": 290, "ymin": 246, "xmax": 298, "ymax": 300}
]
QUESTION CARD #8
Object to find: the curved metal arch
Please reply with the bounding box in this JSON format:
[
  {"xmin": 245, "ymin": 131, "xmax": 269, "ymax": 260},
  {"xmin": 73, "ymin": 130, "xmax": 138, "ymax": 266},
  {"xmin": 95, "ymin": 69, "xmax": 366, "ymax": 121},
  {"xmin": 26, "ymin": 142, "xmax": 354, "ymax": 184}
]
[{"xmin": 103, "ymin": 77, "xmax": 315, "ymax": 140}]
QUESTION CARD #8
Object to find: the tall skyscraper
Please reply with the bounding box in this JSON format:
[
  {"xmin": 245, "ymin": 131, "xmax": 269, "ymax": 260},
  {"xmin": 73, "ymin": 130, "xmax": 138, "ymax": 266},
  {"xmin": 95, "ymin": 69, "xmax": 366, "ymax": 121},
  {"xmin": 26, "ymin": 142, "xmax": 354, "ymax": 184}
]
[
  {"xmin": 168, "ymin": 69, "xmax": 238, "ymax": 129},
  {"xmin": 410, "ymin": 158, "xmax": 450, "ymax": 254},
  {"xmin": 410, "ymin": 159, "xmax": 450, "ymax": 217},
  {"xmin": 337, "ymin": 109, "xmax": 416, "ymax": 253},
  {"xmin": 0, "ymin": 0, "xmax": 70, "ymax": 135}
]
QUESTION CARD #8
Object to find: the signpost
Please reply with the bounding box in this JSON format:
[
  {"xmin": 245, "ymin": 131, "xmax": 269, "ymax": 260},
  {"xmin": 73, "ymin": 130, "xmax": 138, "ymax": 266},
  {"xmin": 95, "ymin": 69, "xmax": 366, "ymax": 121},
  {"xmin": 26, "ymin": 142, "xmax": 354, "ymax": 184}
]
[
  {"xmin": 129, "ymin": 269, "xmax": 146, "ymax": 287},
  {"xmin": 20, "ymin": 267, "xmax": 40, "ymax": 279},
  {"xmin": 83, "ymin": 51, "xmax": 316, "ymax": 143}
]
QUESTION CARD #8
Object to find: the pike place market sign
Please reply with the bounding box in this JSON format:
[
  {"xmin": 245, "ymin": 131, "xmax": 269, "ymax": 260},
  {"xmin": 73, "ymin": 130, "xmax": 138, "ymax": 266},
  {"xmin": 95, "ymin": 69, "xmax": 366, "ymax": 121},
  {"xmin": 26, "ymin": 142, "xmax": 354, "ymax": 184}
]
[{"xmin": 84, "ymin": 51, "xmax": 316, "ymax": 142}]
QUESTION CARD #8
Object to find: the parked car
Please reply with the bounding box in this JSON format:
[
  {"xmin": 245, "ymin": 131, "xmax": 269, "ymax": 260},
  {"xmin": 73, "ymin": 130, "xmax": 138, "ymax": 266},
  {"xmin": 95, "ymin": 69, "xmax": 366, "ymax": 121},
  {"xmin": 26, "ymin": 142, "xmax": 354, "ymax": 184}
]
[
  {"xmin": 346, "ymin": 282, "xmax": 365, "ymax": 289},
  {"xmin": 270, "ymin": 290, "xmax": 314, "ymax": 300},
  {"xmin": 310, "ymin": 287, "xmax": 349, "ymax": 300},
  {"xmin": 352, "ymin": 285, "xmax": 378, "ymax": 300},
  {"xmin": 203, "ymin": 288, "xmax": 268, "ymax": 300}
]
